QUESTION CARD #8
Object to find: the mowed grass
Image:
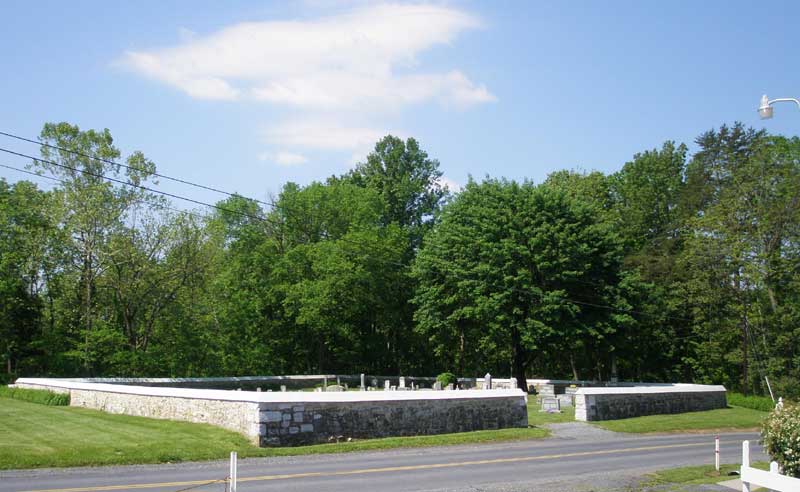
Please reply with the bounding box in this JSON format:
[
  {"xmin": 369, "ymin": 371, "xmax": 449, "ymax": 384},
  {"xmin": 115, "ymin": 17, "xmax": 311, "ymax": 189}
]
[
  {"xmin": 640, "ymin": 461, "xmax": 768, "ymax": 489},
  {"xmin": 592, "ymin": 406, "xmax": 767, "ymax": 434},
  {"xmin": 0, "ymin": 397, "xmax": 549, "ymax": 470}
]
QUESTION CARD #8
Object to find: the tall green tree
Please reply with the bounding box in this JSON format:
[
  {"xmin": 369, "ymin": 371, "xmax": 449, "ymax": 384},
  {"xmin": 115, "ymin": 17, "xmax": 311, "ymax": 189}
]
[{"xmin": 413, "ymin": 179, "xmax": 626, "ymax": 388}]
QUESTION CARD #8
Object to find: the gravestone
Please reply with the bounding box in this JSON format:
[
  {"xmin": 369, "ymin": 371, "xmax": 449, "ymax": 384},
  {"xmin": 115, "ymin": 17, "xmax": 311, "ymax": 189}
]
[
  {"xmin": 541, "ymin": 397, "xmax": 561, "ymax": 412},
  {"xmin": 327, "ymin": 385, "xmax": 344, "ymax": 392},
  {"xmin": 484, "ymin": 373, "xmax": 492, "ymax": 390},
  {"xmin": 360, "ymin": 373, "xmax": 366, "ymax": 391},
  {"xmin": 433, "ymin": 381, "xmax": 443, "ymax": 390},
  {"xmin": 372, "ymin": 378, "xmax": 378, "ymax": 388},
  {"xmin": 398, "ymin": 377, "xmax": 406, "ymax": 389},
  {"xmin": 280, "ymin": 385, "xmax": 286, "ymax": 392},
  {"xmin": 384, "ymin": 380, "xmax": 391, "ymax": 390},
  {"xmin": 446, "ymin": 383, "xmax": 453, "ymax": 390}
]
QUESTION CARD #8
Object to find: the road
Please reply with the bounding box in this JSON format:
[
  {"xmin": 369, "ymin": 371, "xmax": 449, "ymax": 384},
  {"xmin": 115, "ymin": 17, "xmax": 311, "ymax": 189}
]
[{"xmin": 0, "ymin": 426, "xmax": 767, "ymax": 492}]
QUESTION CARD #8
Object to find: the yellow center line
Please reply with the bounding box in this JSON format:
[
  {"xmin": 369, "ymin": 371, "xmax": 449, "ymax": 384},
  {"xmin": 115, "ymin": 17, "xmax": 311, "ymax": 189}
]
[{"xmin": 20, "ymin": 441, "xmax": 710, "ymax": 492}]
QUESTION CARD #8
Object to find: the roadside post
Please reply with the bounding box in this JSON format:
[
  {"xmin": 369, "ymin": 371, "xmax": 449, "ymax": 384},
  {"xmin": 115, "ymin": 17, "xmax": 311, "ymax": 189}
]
[
  {"xmin": 229, "ymin": 451, "xmax": 238, "ymax": 492},
  {"xmin": 715, "ymin": 435, "xmax": 720, "ymax": 472}
]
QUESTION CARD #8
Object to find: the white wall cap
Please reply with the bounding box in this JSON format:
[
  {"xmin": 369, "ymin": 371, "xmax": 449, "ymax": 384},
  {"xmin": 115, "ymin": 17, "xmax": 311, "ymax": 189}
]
[
  {"xmin": 14, "ymin": 378, "xmax": 526, "ymax": 403},
  {"xmin": 574, "ymin": 384, "xmax": 727, "ymax": 395}
]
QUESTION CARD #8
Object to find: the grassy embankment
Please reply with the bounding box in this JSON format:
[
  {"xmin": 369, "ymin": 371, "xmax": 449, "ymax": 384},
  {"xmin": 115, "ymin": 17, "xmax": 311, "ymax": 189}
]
[
  {"xmin": 639, "ymin": 461, "xmax": 769, "ymax": 490},
  {"xmin": 0, "ymin": 391, "xmax": 552, "ymax": 469},
  {"xmin": 592, "ymin": 392, "xmax": 773, "ymax": 433}
]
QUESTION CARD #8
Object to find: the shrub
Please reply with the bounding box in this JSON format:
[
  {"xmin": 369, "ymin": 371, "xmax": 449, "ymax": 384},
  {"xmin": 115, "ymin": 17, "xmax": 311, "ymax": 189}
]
[
  {"xmin": 728, "ymin": 392, "xmax": 776, "ymax": 412},
  {"xmin": 436, "ymin": 372, "xmax": 457, "ymax": 387},
  {"xmin": 761, "ymin": 401, "xmax": 800, "ymax": 477},
  {"xmin": 0, "ymin": 385, "xmax": 70, "ymax": 406}
]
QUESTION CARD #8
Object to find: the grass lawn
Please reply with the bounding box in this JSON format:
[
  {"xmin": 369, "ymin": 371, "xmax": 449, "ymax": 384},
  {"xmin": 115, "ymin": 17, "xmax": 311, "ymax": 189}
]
[
  {"xmin": 592, "ymin": 406, "xmax": 767, "ymax": 434},
  {"xmin": 0, "ymin": 397, "xmax": 549, "ymax": 469},
  {"xmin": 639, "ymin": 461, "xmax": 768, "ymax": 490},
  {"xmin": 526, "ymin": 401, "xmax": 575, "ymax": 425}
]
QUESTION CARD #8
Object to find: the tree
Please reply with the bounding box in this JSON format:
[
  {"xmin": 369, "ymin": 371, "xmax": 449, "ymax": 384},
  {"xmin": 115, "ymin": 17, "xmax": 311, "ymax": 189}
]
[
  {"xmin": 345, "ymin": 135, "xmax": 448, "ymax": 249},
  {"xmin": 31, "ymin": 122, "xmax": 158, "ymax": 374},
  {"xmin": 413, "ymin": 179, "xmax": 626, "ymax": 388},
  {"xmin": 0, "ymin": 179, "xmax": 50, "ymax": 378}
]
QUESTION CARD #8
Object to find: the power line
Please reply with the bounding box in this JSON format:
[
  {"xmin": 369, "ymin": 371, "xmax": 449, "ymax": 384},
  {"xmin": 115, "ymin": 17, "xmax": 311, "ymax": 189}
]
[
  {"xmin": 0, "ymin": 163, "xmax": 213, "ymax": 224},
  {"xmin": 0, "ymin": 130, "xmax": 275, "ymax": 208},
  {"xmin": 0, "ymin": 138, "xmax": 696, "ymax": 323},
  {"xmin": 0, "ymin": 150, "xmax": 408, "ymax": 268},
  {"xmin": 0, "ymin": 146, "xmax": 268, "ymax": 223}
]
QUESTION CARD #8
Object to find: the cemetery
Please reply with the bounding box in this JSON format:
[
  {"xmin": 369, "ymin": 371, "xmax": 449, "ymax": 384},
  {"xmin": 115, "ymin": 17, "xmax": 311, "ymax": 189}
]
[{"xmin": 11, "ymin": 375, "xmax": 726, "ymax": 446}]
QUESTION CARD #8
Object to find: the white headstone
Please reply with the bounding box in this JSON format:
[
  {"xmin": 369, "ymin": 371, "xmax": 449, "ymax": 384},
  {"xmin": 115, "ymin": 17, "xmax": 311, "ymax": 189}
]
[
  {"xmin": 280, "ymin": 385, "xmax": 286, "ymax": 392},
  {"xmin": 360, "ymin": 373, "xmax": 366, "ymax": 391},
  {"xmin": 384, "ymin": 380, "xmax": 391, "ymax": 390},
  {"xmin": 484, "ymin": 373, "xmax": 492, "ymax": 390},
  {"xmin": 399, "ymin": 377, "xmax": 406, "ymax": 389},
  {"xmin": 433, "ymin": 381, "xmax": 442, "ymax": 390}
]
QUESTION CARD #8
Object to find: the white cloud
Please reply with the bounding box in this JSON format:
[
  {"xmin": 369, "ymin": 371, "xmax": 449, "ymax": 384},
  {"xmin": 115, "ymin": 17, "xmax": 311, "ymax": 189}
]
[
  {"xmin": 436, "ymin": 175, "xmax": 462, "ymax": 192},
  {"xmin": 119, "ymin": 3, "xmax": 494, "ymax": 111},
  {"xmin": 264, "ymin": 119, "xmax": 386, "ymax": 151},
  {"xmin": 264, "ymin": 119, "xmax": 399, "ymax": 164},
  {"xmin": 275, "ymin": 151, "xmax": 308, "ymax": 166}
]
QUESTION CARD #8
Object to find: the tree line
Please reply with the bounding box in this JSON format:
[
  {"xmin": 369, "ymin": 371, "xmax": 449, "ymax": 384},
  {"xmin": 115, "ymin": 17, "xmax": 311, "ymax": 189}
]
[{"xmin": 1, "ymin": 121, "xmax": 798, "ymax": 397}]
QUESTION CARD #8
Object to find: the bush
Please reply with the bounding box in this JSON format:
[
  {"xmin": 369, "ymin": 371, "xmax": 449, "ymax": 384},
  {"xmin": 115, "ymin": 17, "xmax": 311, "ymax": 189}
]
[
  {"xmin": 761, "ymin": 401, "xmax": 800, "ymax": 477},
  {"xmin": 436, "ymin": 372, "xmax": 457, "ymax": 387},
  {"xmin": 0, "ymin": 385, "xmax": 70, "ymax": 406},
  {"xmin": 728, "ymin": 392, "xmax": 776, "ymax": 412}
]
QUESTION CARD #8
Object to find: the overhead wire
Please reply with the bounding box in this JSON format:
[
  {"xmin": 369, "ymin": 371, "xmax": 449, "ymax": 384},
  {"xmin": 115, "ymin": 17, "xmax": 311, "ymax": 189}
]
[{"xmin": 0, "ymin": 134, "xmax": 696, "ymax": 323}]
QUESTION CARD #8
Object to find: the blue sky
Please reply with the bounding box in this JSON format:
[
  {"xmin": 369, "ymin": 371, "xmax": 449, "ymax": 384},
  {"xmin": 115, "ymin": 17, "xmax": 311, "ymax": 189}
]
[{"xmin": 1, "ymin": 1, "xmax": 798, "ymax": 207}]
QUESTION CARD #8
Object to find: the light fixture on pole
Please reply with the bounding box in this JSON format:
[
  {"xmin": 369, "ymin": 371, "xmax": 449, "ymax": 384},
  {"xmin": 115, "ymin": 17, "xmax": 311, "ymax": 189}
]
[{"xmin": 759, "ymin": 94, "xmax": 800, "ymax": 119}]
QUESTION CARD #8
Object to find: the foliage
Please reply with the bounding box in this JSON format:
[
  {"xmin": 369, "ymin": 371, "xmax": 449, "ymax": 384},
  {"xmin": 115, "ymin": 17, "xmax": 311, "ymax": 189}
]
[
  {"xmin": 436, "ymin": 372, "xmax": 457, "ymax": 387},
  {"xmin": 761, "ymin": 402, "xmax": 800, "ymax": 477},
  {"xmin": 413, "ymin": 179, "xmax": 627, "ymax": 388},
  {"xmin": 0, "ymin": 386, "xmax": 69, "ymax": 405},
  {"xmin": 2, "ymin": 121, "xmax": 800, "ymax": 400},
  {"xmin": 728, "ymin": 392, "xmax": 778, "ymax": 412}
]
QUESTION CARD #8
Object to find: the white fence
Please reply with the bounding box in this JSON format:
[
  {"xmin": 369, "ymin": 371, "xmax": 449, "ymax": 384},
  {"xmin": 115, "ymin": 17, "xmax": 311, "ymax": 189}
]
[{"xmin": 740, "ymin": 440, "xmax": 798, "ymax": 492}]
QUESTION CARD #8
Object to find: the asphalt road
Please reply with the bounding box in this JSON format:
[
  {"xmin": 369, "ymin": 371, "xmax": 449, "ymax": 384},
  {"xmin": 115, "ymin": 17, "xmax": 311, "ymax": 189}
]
[{"xmin": 0, "ymin": 427, "xmax": 767, "ymax": 492}]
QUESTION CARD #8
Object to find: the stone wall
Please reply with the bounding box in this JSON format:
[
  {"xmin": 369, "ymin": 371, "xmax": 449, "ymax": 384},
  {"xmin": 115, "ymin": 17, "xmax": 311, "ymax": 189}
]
[
  {"xmin": 574, "ymin": 385, "xmax": 727, "ymax": 421},
  {"xmin": 257, "ymin": 395, "xmax": 528, "ymax": 446},
  {"xmin": 70, "ymin": 388, "xmax": 260, "ymax": 440},
  {"xmin": 12, "ymin": 378, "xmax": 527, "ymax": 447}
]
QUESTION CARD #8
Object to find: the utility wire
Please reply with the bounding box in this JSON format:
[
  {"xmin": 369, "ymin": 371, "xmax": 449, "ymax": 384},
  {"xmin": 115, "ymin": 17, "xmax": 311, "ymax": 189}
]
[
  {"xmin": 0, "ymin": 138, "xmax": 696, "ymax": 323},
  {"xmin": 0, "ymin": 146, "xmax": 268, "ymax": 223},
  {"xmin": 0, "ymin": 163, "xmax": 213, "ymax": 224},
  {"xmin": 0, "ymin": 130, "xmax": 275, "ymax": 208}
]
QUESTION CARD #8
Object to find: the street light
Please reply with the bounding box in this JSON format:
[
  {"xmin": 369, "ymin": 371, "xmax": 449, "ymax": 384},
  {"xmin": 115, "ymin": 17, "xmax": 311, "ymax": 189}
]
[{"xmin": 759, "ymin": 94, "xmax": 800, "ymax": 119}]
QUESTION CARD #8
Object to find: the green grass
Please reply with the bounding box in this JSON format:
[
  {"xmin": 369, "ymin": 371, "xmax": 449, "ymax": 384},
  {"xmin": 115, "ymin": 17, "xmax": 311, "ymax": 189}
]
[
  {"xmin": 640, "ymin": 461, "xmax": 768, "ymax": 489},
  {"xmin": 527, "ymin": 401, "xmax": 575, "ymax": 425},
  {"xmin": 0, "ymin": 385, "xmax": 70, "ymax": 406},
  {"xmin": 0, "ymin": 397, "xmax": 549, "ymax": 470},
  {"xmin": 592, "ymin": 406, "xmax": 767, "ymax": 433},
  {"xmin": 727, "ymin": 392, "xmax": 777, "ymax": 412}
]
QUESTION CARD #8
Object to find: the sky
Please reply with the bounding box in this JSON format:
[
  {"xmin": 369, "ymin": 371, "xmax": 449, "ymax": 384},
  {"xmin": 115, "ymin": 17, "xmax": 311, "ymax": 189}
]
[{"xmin": 1, "ymin": 0, "xmax": 798, "ymax": 208}]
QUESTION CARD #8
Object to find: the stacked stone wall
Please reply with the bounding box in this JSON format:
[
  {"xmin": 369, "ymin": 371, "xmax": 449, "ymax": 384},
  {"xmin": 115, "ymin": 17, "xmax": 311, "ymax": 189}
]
[
  {"xmin": 257, "ymin": 396, "xmax": 528, "ymax": 446},
  {"xmin": 575, "ymin": 387, "xmax": 727, "ymax": 421},
  {"xmin": 69, "ymin": 389, "xmax": 261, "ymax": 442}
]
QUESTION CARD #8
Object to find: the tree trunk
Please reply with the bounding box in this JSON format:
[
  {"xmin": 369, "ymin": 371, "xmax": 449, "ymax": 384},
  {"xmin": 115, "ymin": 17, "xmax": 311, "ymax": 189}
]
[
  {"xmin": 569, "ymin": 354, "xmax": 579, "ymax": 381},
  {"xmin": 742, "ymin": 320, "xmax": 749, "ymax": 396},
  {"xmin": 511, "ymin": 326, "xmax": 527, "ymax": 391}
]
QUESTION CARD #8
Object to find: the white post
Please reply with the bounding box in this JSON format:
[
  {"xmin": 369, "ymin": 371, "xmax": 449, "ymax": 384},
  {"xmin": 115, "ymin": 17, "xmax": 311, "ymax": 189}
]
[
  {"xmin": 769, "ymin": 462, "xmax": 779, "ymax": 492},
  {"xmin": 715, "ymin": 435, "xmax": 720, "ymax": 472},
  {"xmin": 229, "ymin": 451, "xmax": 237, "ymax": 492},
  {"xmin": 742, "ymin": 441, "xmax": 751, "ymax": 492}
]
